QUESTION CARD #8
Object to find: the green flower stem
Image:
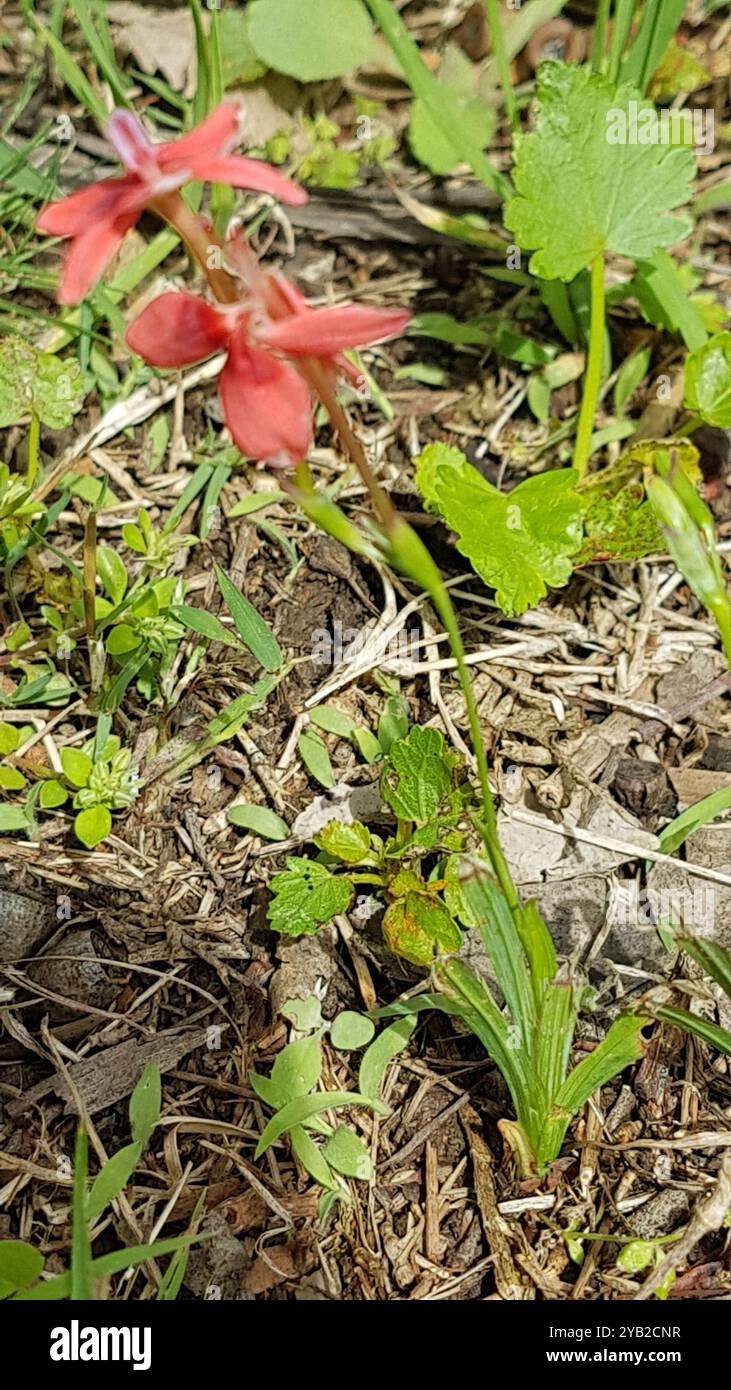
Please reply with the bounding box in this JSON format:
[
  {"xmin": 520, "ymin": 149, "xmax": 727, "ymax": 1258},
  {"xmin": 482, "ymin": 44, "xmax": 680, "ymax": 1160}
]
[
  {"xmin": 419, "ymin": 541, "xmax": 520, "ymax": 918},
  {"xmin": 26, "ymin": 411, "xmax": 40, "ymax": 489},
  {"xmin": 573, "ymin": 253, "xmax": 606, "ymax": 479},
  {"xmin": 485, "ymin": 0, "xmax": 518, "ymax": 134}
]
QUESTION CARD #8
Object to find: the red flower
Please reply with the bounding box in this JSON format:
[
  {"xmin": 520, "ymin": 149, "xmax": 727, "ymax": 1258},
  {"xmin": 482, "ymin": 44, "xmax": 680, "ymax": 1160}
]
[
  {"xmin": 36, "ymin": 104, "xmax": 307, "ymax": 305},
  {"xmin": 126, "ymin": 279, "xmax": 411, "ymax": 467}
]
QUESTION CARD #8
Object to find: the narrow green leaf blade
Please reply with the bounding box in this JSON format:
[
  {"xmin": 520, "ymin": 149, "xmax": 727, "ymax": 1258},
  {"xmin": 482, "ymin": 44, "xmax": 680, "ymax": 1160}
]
[{"xmin": 214, "ymin": 564, "xmax": 282, "ymax": 672}]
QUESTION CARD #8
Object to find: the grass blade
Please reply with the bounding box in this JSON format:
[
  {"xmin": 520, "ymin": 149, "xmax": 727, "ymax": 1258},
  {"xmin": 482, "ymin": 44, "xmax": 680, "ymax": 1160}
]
[
  {"xmin": 659, "ymin": 784, "xmax": 731, "ymax": 857},
  {"xmin": 70, "ymin": 1127, "xmax": 93, "ymax": 1301},
  {"xmin": 214, "ymin": 563, "xmax": 282, "ymax": 672},
  {"xmin": 440, "ymin": 959, "xmax": 532, "ymax": 1126},
  {"xmin": 459, "ymin": 874, "xmax": 537, "ymax": 1046},
  {"xmin": 655, "ymin": 1005, "xmax": 731, "ymax": 1058},
  {"xmin": 677, "ymin": 936, "xmax": 731, "ymax": 998},
  {"xmin": 540, "ymin": 1014, "xmax": 649, "ymax": 1166},
  {"xmin": 621, "ymin": 0, "xmax": 688, "ymax": 95}
]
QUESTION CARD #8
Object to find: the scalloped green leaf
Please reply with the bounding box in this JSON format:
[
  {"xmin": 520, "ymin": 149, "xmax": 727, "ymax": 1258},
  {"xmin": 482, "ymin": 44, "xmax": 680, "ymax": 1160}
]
[
  {"xmin": 416, "ymin": 443, "xmax": 583, "ymax": 616},
  {"xmin": 505, "ymin": 62, "xmax": 695, "ymax": 282}
]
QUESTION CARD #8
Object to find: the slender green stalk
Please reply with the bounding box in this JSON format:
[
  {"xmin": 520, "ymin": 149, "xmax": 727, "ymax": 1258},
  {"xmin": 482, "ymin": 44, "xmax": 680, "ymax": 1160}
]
[
  {"xmin": 573, "ymin": 253, "xmax": 606, "ymax": 479},
  {"xmin": 484, "ymin": 0, "xmax": 518, "ymax": 133},
  {"xmin": 427, "ymin": 567, "xmax": 520, "ymax": 916},
  {"xmin": 26, "ymin": 410, "xmax": 40, "ymax": 489},
  {"xmin": 590, "ymin": 0, "xmax": 611, "ymax": 74},
  {"xmin": 607, "ymin": 0, "xmax": 635, "ymax": 85}
]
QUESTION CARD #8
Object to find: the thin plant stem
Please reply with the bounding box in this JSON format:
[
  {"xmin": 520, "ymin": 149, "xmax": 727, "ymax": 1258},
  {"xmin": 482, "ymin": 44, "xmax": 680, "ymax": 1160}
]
[
  {"xmin": 427, "ymin": 567, "xmax": 520, "ymax": 916},
  {"xmin": 607, "ymin": 0, "xmax": 634, "ymax": 85},
  {"xmin": 484, "ymin": 0, "xmax": 518, "ymax": 133},
  {"xmin": 573, "ymin": 253, "xmax": 606, "ymax": 479},
  {"xmin": 26, "ymin": 409, "xmax": 40, "ymax": 488},
  {"xmin": 590, "ymin": 0, "xmax": 611, "ymax": 74}
]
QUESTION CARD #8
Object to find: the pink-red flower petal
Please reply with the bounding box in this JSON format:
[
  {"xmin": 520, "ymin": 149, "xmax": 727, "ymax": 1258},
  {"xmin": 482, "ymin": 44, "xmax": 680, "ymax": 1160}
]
[
  {"xmin": 220, "ymin": 330, "xmax": 313, "ymax": 465},
  {"xmin": 57, "ymin": 211, "xmax": 140, "ymax": 305},
  {"xmin": 258, "ymin": 304, "xmax": 412, "ymax": 356},
  {"xmin": 126, "ymin": 292, "xmax": 232, "ymax": 367},
  {"xmin": 197, "ymin": 156, "xmax": 307, "ymax": 206},
  {"xmin": 157, "ymin": 104, "xmax": 240, "ymax": 169},
  {"xmin": 36, "ymin": 178, "xmax": 140, "ymax": 237}
]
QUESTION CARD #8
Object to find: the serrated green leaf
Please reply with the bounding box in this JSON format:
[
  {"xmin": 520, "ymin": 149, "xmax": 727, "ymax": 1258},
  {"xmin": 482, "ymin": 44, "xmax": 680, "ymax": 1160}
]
[
  {"xmin": 0, "ymin": 336, "xmax": 85, "ymax": 429},
  {"xmin": 267, "ymin": 858, "xmax": 354, "ymax": 937},
  {"xmin": 416, "ymin": 443, "xmax": 583, "ymax": 616},
  {"xmin": 323, "ymin": 1125, "xmax": 373, "ymax": 1180},
  {"xmin": 505, "ymin": 62, "xmax": 695, "ymax": 282},
  {"xmin": 382, "ymin": 892, "xmax": 461, "ymax": 967},
  {"xmin": 247, "ymin": 0, "xmax": 377, "ymax": 81},
  {"xmin": 381, "ymin": 725, "xmax": 453, "ymax": 823},
  {"xmin": 315, "ymin": 821, "xmax": 372, "ymax": 865},
  {"xmin": 330, "ymin": 1011, "xmax": 375, "ymax": 1050},
  {"xmin": 227, "ymin": 802, "xmax": 289, "ymax": 840},
  {"xmin": 684, "ymin": 332, "xmax": 731, "ymax": 428}
]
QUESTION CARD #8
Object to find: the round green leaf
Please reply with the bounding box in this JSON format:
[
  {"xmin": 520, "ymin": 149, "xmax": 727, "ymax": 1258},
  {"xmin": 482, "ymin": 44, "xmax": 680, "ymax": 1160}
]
[
  {"xmin": 280, "ymin": 997, "xmax": 324, "ymax": 1032},
  {"xmin": 227, "ymin": 802, "xmax": 290, "ymax": 841},
  {"xmin": 106, "ymin": 624, "xmax": 141, "ymax": 656},
  {"xmin": 39, "ymin": 778, "xmax": 68, "ymax": 809},
  {"xmin": 0, "ymin": 1239, "xmax": 45, "ymax": 1296},
  {"xmin": 330, "ymin": 1010, "xmax": 375, "ymax": 1050},
  {"xmin": 0, "ymin": 765, "xmax": 26, "ymax": 791},
  {"xmin": 0, "ymin": 725, "xmax": 20, "ymax": 755},
  {"xmin": 74, "ymin": 804, "xmax": 112, "ymax": 849},
  {"xmin": 60, "ymin": 747, "xmax": 93, "ymax": 788},
  {"xmin": 247, "ymin": 0, "xmax": 376, "ymax": 81}
]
